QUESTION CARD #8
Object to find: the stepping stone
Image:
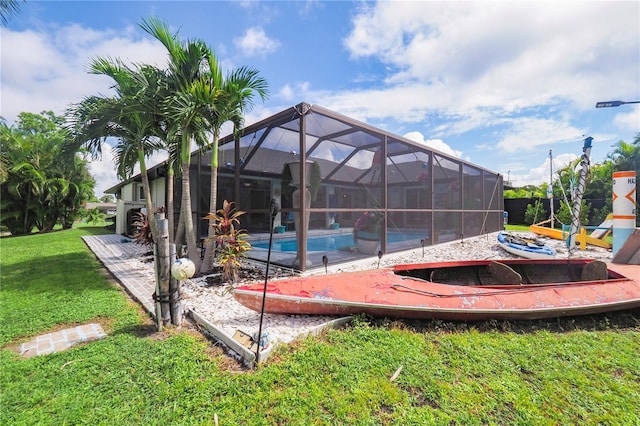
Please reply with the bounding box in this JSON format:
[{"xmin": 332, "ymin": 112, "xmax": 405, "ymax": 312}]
[{"xmin": 19, "ymin": 323, "xmax": 107, "ymax": 358}]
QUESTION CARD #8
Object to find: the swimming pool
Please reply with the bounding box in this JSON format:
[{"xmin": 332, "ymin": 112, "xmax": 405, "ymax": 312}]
[{"xmin": 252, "ymin": 232, "xmax": 426, "ymax": 252}]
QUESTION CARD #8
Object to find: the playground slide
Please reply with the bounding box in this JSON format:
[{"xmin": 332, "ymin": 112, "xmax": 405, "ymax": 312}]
[
  {"xmin": 590, "ymin": 214, "xmax": 613, "ymax": 239},
  {"xmin": 612, "ymin": 228, "xmax": 640, "ymax": 265}
]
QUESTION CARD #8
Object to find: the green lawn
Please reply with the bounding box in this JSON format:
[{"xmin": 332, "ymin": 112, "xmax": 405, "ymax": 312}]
[
  {"xmin": 1, "ymin": 227, "xmax": 639, "ymax": 424},
  {"xmin": 505, "ymin": 224, "xmax": 531, "ymax": 231}
]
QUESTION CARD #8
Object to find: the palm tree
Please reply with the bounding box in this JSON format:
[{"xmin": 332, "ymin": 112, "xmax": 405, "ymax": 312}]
[
  {"xmin": 66, "ymin": 57, "xmax": 173, "ymax": 327},
  {"xmin": 139, "ymin": 17, "xmax": 224, "ymax": 271},
  {"xmin": 608, "ymin": 134, "xmax": 640, "ymax": 174},
  {"xmin": 66, "ymin": 59, "xmax": 166, "ymax": 239},
  {"xmin": 200, "ymin": 67, "xmax": 269, "ymax": 273},
  {"xmin": 0, "ymin": 0, "xmax": 22, "ymax": 26}
]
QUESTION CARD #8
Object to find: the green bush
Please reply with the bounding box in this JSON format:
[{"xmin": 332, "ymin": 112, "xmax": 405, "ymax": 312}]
[
  {"xmin": 557, "ymin": 200, "xmax": 590, "ymax": 226},
  {"xmin": 524, "ymin": 200, "xmax": 547, "ymax": 225}
]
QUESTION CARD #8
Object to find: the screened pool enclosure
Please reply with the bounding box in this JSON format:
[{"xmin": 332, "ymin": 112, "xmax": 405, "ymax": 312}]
[{"xmin": 187, "ymin": 102, "xmax": 503, "ymax": 271}]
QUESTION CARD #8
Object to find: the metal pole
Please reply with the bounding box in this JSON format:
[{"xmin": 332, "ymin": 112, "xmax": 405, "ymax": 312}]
[{"xmin": 255, "ymin": 199, "xmax": 280, "ymax": 366}]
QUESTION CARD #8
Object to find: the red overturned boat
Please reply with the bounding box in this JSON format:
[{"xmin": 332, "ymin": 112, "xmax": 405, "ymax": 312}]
[{"xmin": 233, "ymin": 259, "xmax": 640, "ymax": 321}]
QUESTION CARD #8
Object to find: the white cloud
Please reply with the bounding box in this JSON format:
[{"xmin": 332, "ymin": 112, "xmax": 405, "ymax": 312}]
[
  {"xmin": 507, "ymin": 152, "xmax": 577, "ymax": 187},
  {"xmin": 0, "ymin": 24, "xmax": 171, "ymax": 196},
  {"xmin": 343, "ymin": 2, "xmax": 639, "ymax": 115},
  {"xmin": 403, "ymin": 131, "xmax": 461, "ymax": 158},
  {"xmin": 613, "ymin": 105, "xmax": 640, "ymax": 135},
  {"xmin": 494, "ymin": 117, "xmax": 586, "ymax": 153},
  {"xmin": 0, "ymin": 25, "xmax": 168, "ymax": 123},
  {"xmin": 278, "ymin": 84, "xmax": 295, "ymax": 101},
  {"xmin": 233, "ymin": 27, "xmax": 280, "ymax": 57}
]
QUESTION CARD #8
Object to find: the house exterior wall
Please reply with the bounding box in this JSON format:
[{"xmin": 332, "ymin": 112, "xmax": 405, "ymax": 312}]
[{"xmin": 113, "ymin": 177, "xmax": 166, "ymax": 235}]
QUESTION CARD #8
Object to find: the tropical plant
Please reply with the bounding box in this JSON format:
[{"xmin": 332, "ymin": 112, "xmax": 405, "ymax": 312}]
[
  {"xmin": 84, "ymin": 207, "xmax": 106, "ymax": 225},
  {"xmin": 131, "ymin": 211, "xmax": 154, "ymax": 246},
  {"xmin": 1, "ymin": 112, "xmax": 94, "ymax": 235},
  {"xmin": 353, "ymin": 211, "xmax": 384, "ymax": 240},
  {"xmin": 590, "ymin": 205, "xmax": 611, "ymax": 227},
  {"xmin": 65, "ymin": 51, "xmax": 177, "ymax": 328},
  {"xmin": 524, "ymin": 200, "xmax": 547, "ymax": 225},
  {"xmin": 608, "ymin": 134, "xmax": 640, "ymax": 174},
  {"xmin": 203, "ymin": 200, "xmax": 251, "ymax": 283},
  {"xmin": 556, "ymin": 199, "xmax": 590, "ymax": 227}
]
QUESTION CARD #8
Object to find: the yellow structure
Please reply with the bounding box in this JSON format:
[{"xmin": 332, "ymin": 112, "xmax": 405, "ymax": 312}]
[{"xmin": 530, "ymin": 219, "xmax": 612, "ymax": 250}]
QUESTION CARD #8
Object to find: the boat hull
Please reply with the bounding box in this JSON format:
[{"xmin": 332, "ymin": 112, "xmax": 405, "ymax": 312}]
[{"xmin": 233, "ymin": 260, "xmax": 640, "ymax": 321}]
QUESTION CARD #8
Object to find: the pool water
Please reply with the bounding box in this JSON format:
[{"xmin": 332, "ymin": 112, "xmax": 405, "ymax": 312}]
[{"xmin": 252, "ymin": 232, "xmax": 425, "ymax": 252}]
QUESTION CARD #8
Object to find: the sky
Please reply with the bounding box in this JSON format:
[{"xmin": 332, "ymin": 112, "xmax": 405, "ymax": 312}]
[{"xmin": 2, "ymin": 1, "xmax": 639, "ymax": 197}]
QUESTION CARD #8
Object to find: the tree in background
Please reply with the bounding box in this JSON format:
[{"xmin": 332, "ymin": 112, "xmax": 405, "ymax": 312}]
[
  {"xmin": 524, "ymin": 200, "xmax": 547, "ymax": 225},
  {"xmin": 609, "ymin": 134, "xmax": 640, "ymax": 174},
  {"xmin": 556, "ymin": 199, "xmax": 590, "ymax": 227},
  {"xmin": 83, "ymin": 207, "xmax": 106, "ymax": 225},
  {"xmin": 0, "ymin": 112, "xmax": 95, "ymax": 235},
  {"xmin": 503, "ymin": 184, "xmax": 544, "ymax": 199},
  {"xmin": 608, "ymin": 133, "xmax": 640, "ymax": 226}
]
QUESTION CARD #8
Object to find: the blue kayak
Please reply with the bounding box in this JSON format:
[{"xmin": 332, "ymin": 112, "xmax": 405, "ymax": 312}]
[{"xmin": 497, "ymin": 232, "xmax": 557, "ymax": 259}]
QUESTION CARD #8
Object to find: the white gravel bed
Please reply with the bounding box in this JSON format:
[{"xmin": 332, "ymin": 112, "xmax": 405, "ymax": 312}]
[
  {"xmin": 181, "ymin": 279, "xmax": 338, "ymax": 346},
  {"xmin": 323, "ymin": 231, "xmax": 612, "ymax": 274},
  {"xmin": 124, "ymin": 231, "xmax": 613, "ymax": 350}
]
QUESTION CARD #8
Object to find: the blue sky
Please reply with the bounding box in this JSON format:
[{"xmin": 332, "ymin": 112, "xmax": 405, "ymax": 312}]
[{"xmin": 2, "ymin": 1, "xmax": 639, "ymax": 197}]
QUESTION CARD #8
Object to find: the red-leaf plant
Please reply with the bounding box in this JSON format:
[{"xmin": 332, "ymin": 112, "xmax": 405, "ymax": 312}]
[{"xmin": 203, "ymin": 200, "xmax": 252, "ymax": 283}]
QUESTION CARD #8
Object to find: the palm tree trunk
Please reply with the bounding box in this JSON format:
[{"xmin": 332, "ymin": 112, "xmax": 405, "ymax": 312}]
[
  {"xmin": 167, "ymin": 166, "xmax": 175, "ymax": 243},
  {"xmin": 180, "ymin": 159, "xmax": 201, "ymax": 272},
  {"xmin": 139, "ymin": 149, "xmax": 171, "ymax": 327},
  {"xmin": 175, "ymin": 216, "xmax": 185, "ymax": 250},
  {"xmin": 200, "ymin": 133, "xmax": 220, "ymax": 274}
]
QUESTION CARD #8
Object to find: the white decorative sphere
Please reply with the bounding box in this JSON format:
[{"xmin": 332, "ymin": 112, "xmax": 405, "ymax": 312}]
[{"xmin": 171, "ymin": 258, "xmax": 196, "ymax": 280}]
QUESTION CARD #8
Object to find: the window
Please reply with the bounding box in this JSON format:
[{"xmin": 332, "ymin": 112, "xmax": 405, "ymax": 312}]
[{"xmin": 135, "ymin": 184, "xmax": 145, "ymax": 201}]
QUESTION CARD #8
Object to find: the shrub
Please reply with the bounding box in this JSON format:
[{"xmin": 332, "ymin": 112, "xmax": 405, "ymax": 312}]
[
  {"xmin": 524, "ymin": 200, "xmax": 547, "ymax": 225},
  {"xmin": 557, "ymin": 200, "xmax": 590, "ymax": 226},
  {"xmin": 204, "ymin": 200, "xmax": 251, "ymax": 283}
]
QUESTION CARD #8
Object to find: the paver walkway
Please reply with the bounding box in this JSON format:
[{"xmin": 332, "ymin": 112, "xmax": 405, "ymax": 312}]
[
  {"xmin": 82, "ymin": 234, "xmax": 156, "ymax": 315},
  {"xmin": 20, "ymin": 323, "xmax": 107, "ymax": 358}
]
